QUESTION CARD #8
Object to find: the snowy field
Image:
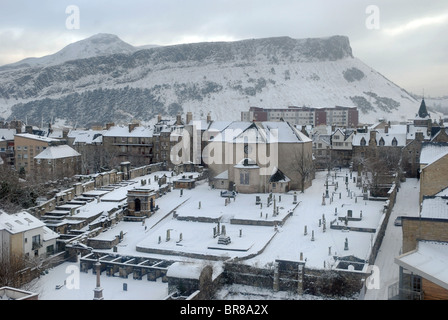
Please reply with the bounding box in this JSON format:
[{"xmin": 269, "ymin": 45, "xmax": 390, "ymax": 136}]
[{"xmin": 30, "ymin": 168, "xmax": 400, "ymax": 300}]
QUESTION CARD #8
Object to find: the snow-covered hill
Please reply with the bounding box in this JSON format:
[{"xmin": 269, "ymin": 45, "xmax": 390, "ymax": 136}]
[
  {"xmin": 0, "ymin": 33, "xmax": 137, "ymax": 71},
  {"xmin": 0, "ymin": 34, "xmax": 421, "ymax": 127}
]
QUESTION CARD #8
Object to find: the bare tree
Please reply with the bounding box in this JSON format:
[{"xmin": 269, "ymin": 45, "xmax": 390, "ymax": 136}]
[{"xmin": 290, "ymin": 145, "xmax": 315, "ymax": 193}]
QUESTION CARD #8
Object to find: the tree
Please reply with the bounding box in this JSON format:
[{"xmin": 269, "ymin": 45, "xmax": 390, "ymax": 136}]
[
  {"xmin": 0, "ymin": 166, "xmax": 48, "ymax": 213},
  {"xmin": 290, "ymin": 144, "xmax": 315, "ymax": 193}
]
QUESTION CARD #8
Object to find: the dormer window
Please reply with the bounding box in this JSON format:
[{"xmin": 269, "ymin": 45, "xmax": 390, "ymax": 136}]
[
  {"xmin": 392, "ymin": 137, "xmax": 398, "ymax": 146},
  {"xmin": 360, "ymin": 138, "xmax": 366, "ymax": 146}
]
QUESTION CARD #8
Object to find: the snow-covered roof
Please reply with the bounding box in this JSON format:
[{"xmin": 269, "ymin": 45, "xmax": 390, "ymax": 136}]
[
  {"xmin": 352, "ymin": 132, "xmax": 406, "ymax": 147},
  {"xmin": 42, "ymin": 226, "xmax": 59, "ymax": 242},
  {"xmin": 14, "ymin": 133, "xmax": 60, "ymax": 143},
  {"xmin": 0, "ymin": 211, "xmax": 45, "ymax": 234},
  {"xmin": 214, "ymin": 170, "xmax": 229, "ymax": 180},
  {"xmin": 406, "ymin": 124, "xmax": 431, "ymax": 141},
  {"xmin": 103, "ymin": 125, "xmax": 153, "ymax": 138},
  {"xmin": 420, "ymin": 196, "xmax": 448, "ymax": 220},
  {"xmin": 34, "ymin": 144, "xmax": 81, "ymax": 159},
  {"xmin": 269, "ymin": 167, "xmax": 290, "ymax": 183},
  {"xmin": 210, "ymin": 121, "xmax": 311, "ymax": 144},
  {"xmin": 234, "ymin": 158, "xmax": 259, "ymax": 168},
  {"xmin": 69, "ymin": 129, "xmax": 105, "ymax": 145},
  {"xmin": 395, "ymin": 241, "xmax": 448, "ymax": 290},
  {"xmin": 420, "ymin": 142, "xmax": 448, "ymax": 167},
  {"xmin": 0, "ymin": 129, "xmax": 16, "ymax": 141}
]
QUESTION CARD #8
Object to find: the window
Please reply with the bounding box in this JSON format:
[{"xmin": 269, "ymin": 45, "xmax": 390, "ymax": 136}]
[
  {"xmin": 360, "ymin": 138, "xmax": 366, "ymax": 146},
  {"xmin": 240, "ymin": 170, "xmax": 249, "ymax": 185},
  {"xmin": 392, "ymin": 138, "xmax": 398, "ymax": 147},
  {"xmin": 379, "ymin": 138, "xmax": 385, "ymax": 146}
]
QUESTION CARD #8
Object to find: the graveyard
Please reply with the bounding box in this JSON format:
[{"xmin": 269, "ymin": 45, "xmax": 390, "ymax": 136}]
[{"xmin": 34, "ymin": 167, "xmax": 389, "ymax": 299}]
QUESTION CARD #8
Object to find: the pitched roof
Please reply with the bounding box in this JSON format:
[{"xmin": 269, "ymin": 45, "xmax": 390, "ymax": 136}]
[
  {"xmin": 418, "ymin": 99, "xmax": 430, "ymax": 119},
  {"xmin": 420, "ymin": 196, "xmax": 448, "ymax": 220},
  {"xmin": 395, "ymin": 241, "xmax": 448, "ymax": 290},
  {"xmin": 34, "ymin": 144, "xmax": 81, "ymax": 159},
  {"xmin": 103, "ymin": 125, "xmax": 153, "ymax": 138},
  {"xmin": 14, "ymin": 133, "xmax": 60, "ymax": 143},
  {"xmin": 0, "ymin": 211, "xmax": 45, "ymax": 234},
  {"xmin": 420, "ymin": 142, "xmax": 448, "ymax": 167}
]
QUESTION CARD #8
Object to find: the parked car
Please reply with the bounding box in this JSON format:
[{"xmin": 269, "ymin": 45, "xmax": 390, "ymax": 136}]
[{"xmin": 394, "ymin": 216, "xmax": 403, "ymax": 226}]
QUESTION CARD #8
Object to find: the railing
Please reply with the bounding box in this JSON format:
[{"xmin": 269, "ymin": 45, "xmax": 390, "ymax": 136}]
[
  {"xmin": 388, "ymin": 282, "xmax": 423, "ymax": 300},
  {"xmin": 32, "ymin": 241, "xmax": 42, "ymax": 250}
]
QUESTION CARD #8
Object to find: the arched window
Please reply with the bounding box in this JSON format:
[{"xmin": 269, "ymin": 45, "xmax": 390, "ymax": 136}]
[
  {"xmin": 360, "ymin": 138, "xmax": 366, "ymax": 146},
  {"xmin": 135, "ymin": 198, "xmax": 141, "ymax": 212},
  {"xmin": 379, "ymin": 138, "xmax": 385, "ymax": 146},
  {"xmin": 392, "ymin": 137, "xmax": 398, "ymax": 146}
]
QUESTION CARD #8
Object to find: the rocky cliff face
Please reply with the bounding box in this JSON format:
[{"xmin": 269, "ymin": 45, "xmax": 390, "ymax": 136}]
[{"xmin": 0, "ymin": 34, "xmax": 418, "ymax": 127}]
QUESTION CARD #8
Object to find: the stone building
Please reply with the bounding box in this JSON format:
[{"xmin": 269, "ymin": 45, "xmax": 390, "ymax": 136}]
[
  {"xmin": 418, "ymin": 142, "xmax": 448, "ymax": 204},
  {"xmin": 127, "ymin": 186, "xmax": 157, "ymax": 218},
  {"xmin": 102, "ymin": 123, "xmax": 154, "ymax": 169},
  {"xmin": 34, "ymin": 144, "xmax": 82, "ymax": 182},
  {"xmin": 13, "ymin": 133, "xmax": 63, "ymax": 176},
  {"xmin": 0, "ymin": 128, "xmax": 16, "ymax": 168},
  {"xmin": 205, "ymin": 120, "xmax": 313, "ymax": 193},
  {"xmin": 395, "ymin": 196, "xmax": 448, "ymax": 300}
]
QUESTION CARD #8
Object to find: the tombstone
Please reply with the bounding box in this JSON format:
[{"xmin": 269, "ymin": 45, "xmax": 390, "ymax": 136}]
[
  {"xmin": 323, "ymin": 221, "xmax": 326, "ymax": 233},
  {"xmin": 304, "ymin": 225, "xmax": 308, "ymax": 236},
  {"xmin": 158, "ymin": 236, "xmax": 161, "ymax": 244},
  {"xmin": 328, "ymin": 246, "xmax": 332, "ymax": 256},
  {"xmin": 180, "ymin": 189, "xmax": 183, "ymax": 197},
  {"xmin": 311, "ymin": 230, "xmax": 315, "ymax": 241},
  {"xmin": 339, "ymin": 193, "xmax": 341, "ymax": 199},
  {"xmin": 279, "ymin": 195, "xmax": 281, "ymax": 202},
  {"xmin": 198, "ymin": 201, "xmax": 201, "ymax": 209},
  {"xmin": 166, "ymin": 229, "xmax": 170, "ymax": 242},
  {"xmin": 260, "ymin": 212, "xmax": 263, "ymax": 218},
  {"xmin": 344, "ymin": 238, "xmax": 349, "ymax": 251},
  {"xmin": 123, "ymin": 283, "xmax": 127, "ymax": 291},
  {"xmin": 239, "ymin": 229, "xmax": 242, "ymax": 237},
  {"xmin": 256, "ymin": 196, "xmax": 261, "ymax": 205},
  {"xmin": 293, "ymin": 193, "xmax": 297, "ymax": 204}
]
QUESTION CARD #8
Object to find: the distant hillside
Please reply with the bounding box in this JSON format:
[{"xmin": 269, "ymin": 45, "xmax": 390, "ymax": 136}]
[{"xmin": 0, "ymin": 34, "xmax": 420, "ymax": 127}]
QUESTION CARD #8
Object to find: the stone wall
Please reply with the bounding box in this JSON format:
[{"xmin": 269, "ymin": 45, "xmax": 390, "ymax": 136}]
[
  {"xmin": 402, "ymin": 218, "xmax": 448, "ymax": 253},
  {"xmin": 419, "ymin": 154, "xmax": 448, "ymax": 204}
]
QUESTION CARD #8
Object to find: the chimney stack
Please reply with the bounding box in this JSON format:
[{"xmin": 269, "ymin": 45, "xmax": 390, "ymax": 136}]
[
  {"xmin": 157, "ymin": 114, "xmax": 162, "ymax": 123},
  {"xmin": 128, "ymin": 123, "xmax": 139, "ymax": 133},
  {"xmin": 186, "ymin": 112, "xmax": 193, "ymax": 124},
  {"xmin": 106, "ymin": 122, "xmax": 115, "ymax": 130}
]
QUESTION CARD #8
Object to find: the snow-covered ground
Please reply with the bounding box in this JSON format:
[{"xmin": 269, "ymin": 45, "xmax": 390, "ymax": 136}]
[{"xmin": 29, "ymin": 169, "xmax": 416, "ymax": 300}]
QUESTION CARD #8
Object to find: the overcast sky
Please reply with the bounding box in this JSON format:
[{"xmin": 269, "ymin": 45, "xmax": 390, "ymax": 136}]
[{"xmin": 1, "ymin": 0, "xmax": 447, "ymax": 96}]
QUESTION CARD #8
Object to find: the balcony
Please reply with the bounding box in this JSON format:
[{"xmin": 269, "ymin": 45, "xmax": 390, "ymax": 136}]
[{"xmin": 32, "ymin": 241, "xmax": 42, "ymax": 250}]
